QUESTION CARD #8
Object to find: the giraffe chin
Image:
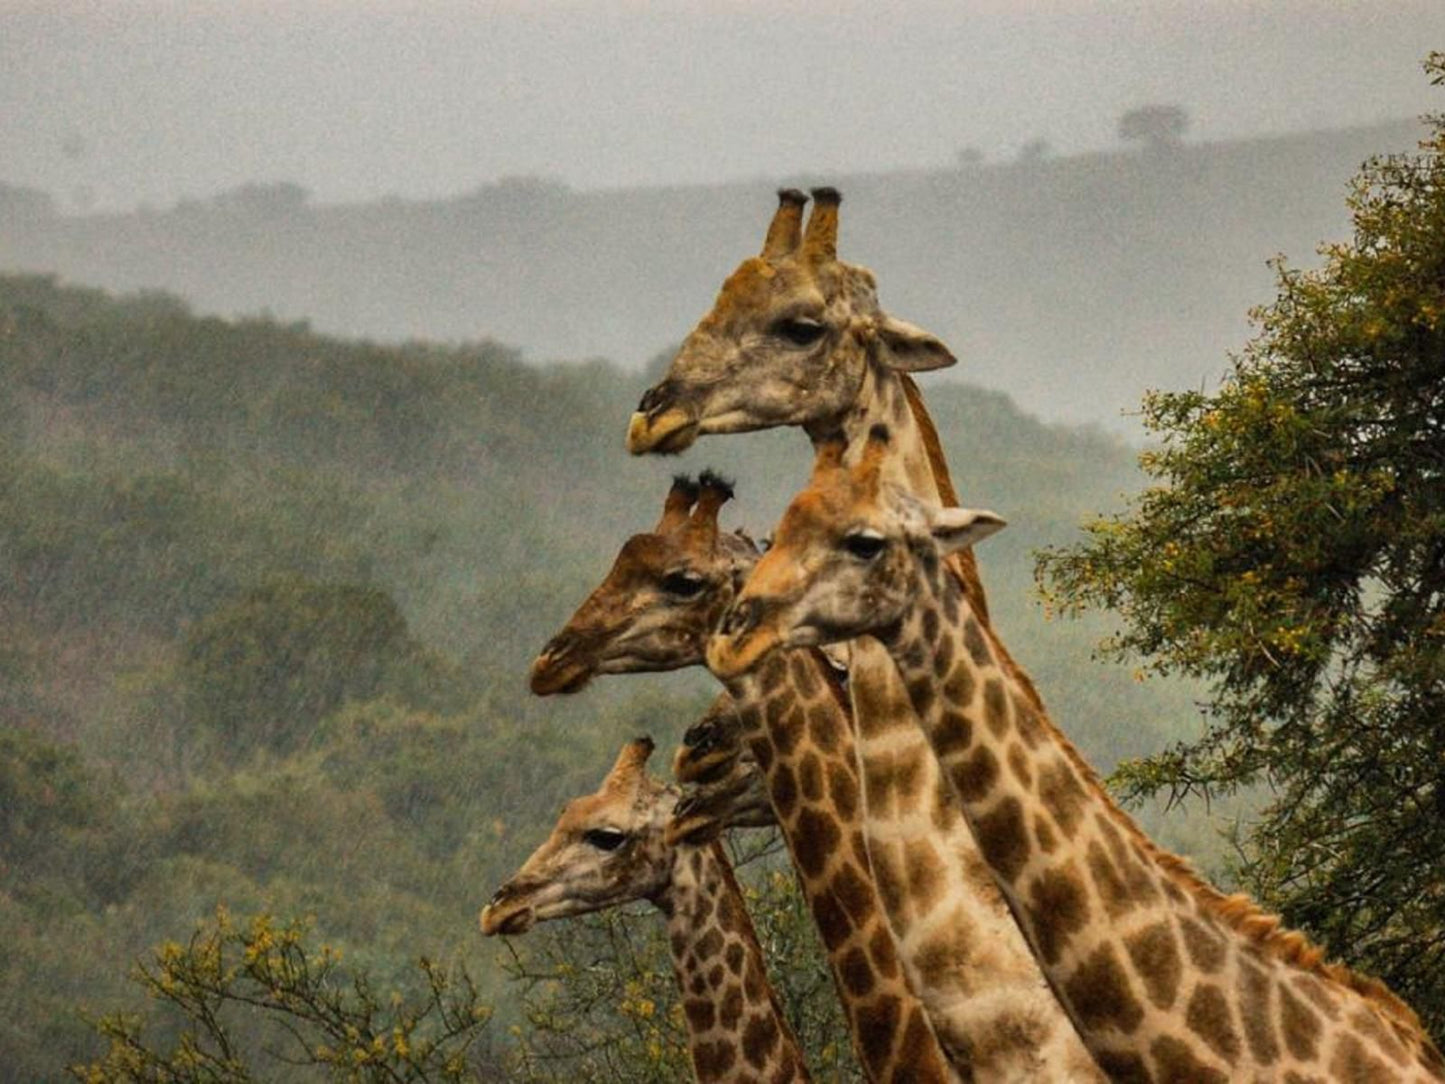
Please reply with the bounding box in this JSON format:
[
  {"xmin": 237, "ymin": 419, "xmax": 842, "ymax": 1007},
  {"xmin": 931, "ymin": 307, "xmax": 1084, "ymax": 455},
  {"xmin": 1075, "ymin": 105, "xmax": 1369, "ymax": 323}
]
[
  {"xmin": 625, "ymin": 408, "xmax": 698, "ymax": 455},
  {"xmin": 706, "ymin": 626, "xmax": 782, "ymax": 679},
  {"xmin": 479, "ymin": 903, "xmax": 534, "ymax": 937}
]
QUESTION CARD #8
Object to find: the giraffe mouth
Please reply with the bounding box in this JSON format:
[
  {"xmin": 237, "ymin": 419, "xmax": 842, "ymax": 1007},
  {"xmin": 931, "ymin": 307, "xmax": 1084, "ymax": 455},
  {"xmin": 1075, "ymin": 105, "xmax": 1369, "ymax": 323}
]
[
  {"xmin": 673, "ymin": 744, "xmax": 736, "ymax": 785},
  {"xmin": 479, "ymin": 902, "xmax": 535, "ymax": 937},
  {"xmin": 529, "ymin": 652, "xmax": 594, "ymax": 696},
  {"xmin": 706, "ymin": 623, "xmax": 783, "ymax": 679},
  {"xmin": 626, "ymin": 407, "xmax": 698, "ymax": 455}
]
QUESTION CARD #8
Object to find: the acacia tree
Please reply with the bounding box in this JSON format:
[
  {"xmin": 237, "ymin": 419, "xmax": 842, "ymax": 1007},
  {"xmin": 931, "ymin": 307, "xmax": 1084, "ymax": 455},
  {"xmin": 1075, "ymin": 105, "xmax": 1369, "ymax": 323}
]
[{"xmin": 1037, "ymin": 55, "xmax": 1445, "ymax": 1034}]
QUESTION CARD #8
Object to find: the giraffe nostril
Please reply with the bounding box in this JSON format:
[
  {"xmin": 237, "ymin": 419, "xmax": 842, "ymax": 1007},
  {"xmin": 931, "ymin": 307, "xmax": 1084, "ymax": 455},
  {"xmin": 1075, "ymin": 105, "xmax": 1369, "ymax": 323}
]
[
  {"xmin": 488, "ymin": 884, "xmax": 511, "ymax": 906},
  {"xmin": 638, "ymin": 386, "xmax": 663, "ymax": 414},
  {"xmin": 683, "ymin": 724, "xmax": 718, "ymax": 754},
  {"xmin": 541, "ymin": 633, "xmax": 576, "ymax": 662}
]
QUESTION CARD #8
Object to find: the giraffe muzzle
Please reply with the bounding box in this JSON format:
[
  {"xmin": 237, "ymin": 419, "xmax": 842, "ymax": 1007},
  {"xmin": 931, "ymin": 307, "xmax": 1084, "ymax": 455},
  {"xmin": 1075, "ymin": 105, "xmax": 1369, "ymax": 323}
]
[
  {"xmin": 626, "ymin": 385, "xmax": 699, "ymax": 455},
  {"xmin": 720, "ymin": 596, "xmax": 765, "ymax": 639},
  {"xmin": 529, "ymin": 633, "xmax": 594, "ymax": 696},
  {"xmin": 706, "ymin": 603, "xmax": 784, "ymax": 679},
  {"xmin": 479, "ymin": 885, "xmax": 537, "ymax": 936}
]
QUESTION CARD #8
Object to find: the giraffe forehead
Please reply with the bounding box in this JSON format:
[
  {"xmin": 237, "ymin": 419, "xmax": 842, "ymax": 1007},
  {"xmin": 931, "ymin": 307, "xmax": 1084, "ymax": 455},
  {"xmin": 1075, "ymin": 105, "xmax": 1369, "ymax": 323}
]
[
  {"xmin": 611, "ymin": 533, "xmax": 692, "ymax": 579},
  {"xmin": 557, "ymin": 777, "xmax": 662, "ymax": 830},
  {"xmin": 556, "ymin": 791, "xmax": 614, "ymax": 827},
  {"xmin": 779, "ymin": 482, "xmax": 875, "ymax": 541},
  {"xmin": 699, "ymin": 258, "xmax": 815, "ymax": 329}
]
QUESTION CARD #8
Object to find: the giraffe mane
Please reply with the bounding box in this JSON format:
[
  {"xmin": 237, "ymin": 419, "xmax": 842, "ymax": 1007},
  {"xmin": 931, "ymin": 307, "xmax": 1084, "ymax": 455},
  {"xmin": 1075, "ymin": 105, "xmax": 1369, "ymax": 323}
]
[
  {"xmin": 898, "ymin": 375, "xmax": 986, "ymax": 619},
  {"xmin": 899, "ymin": 372, "xmax": 1051, "ymax": 712},
  {"xmin": 1148, "ymin": 826, "xmax": 1431, "ymax": 1038},
  {"xmin": 806, "ymin": 646, "xmax": 851, "ymax": 716},
  {"xmin": 1008, "ymin": 637, "xmax": 1433, "ymax": 1041},
  {"xmin": 898, "ymin": 376, "xmax": 1437, "ymax": 1046}
]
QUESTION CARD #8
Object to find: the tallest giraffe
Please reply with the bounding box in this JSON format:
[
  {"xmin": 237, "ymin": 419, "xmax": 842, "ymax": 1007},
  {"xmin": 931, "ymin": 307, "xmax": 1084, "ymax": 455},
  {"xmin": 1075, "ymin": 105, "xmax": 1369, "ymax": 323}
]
[{"xmin": 624, "ymin": 190, "xmax": 1102, "ymax": 1079}]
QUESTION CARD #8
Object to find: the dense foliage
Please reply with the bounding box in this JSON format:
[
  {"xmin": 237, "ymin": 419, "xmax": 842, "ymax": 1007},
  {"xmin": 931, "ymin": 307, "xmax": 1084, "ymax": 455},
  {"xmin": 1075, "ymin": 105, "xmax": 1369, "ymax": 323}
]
[
  {"xmin": 1038, "ymin": 55, "xmax": 1445, "ymax": 1036},
  {"xmin": 0, "ymin": 266, "xmax": 1191, "ymax": 1077}
]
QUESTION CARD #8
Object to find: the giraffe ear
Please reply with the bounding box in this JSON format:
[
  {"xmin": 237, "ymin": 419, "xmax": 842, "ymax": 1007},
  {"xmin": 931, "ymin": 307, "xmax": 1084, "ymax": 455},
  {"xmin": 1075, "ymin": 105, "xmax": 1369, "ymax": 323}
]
[
  {"xmin": 874, "ymin": 315, "xmax": 957, "ymax": 373},
  {"xmin": 929, "ymin": 507, "xmax": 1006, "ymax": 554}
]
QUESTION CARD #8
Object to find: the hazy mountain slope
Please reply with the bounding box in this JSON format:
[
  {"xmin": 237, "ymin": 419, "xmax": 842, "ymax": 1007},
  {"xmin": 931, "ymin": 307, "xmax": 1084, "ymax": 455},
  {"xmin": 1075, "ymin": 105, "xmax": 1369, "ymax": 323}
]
[{"xmin": 0, "ymin": 120, "xmax": 1421, "ymax": 428}]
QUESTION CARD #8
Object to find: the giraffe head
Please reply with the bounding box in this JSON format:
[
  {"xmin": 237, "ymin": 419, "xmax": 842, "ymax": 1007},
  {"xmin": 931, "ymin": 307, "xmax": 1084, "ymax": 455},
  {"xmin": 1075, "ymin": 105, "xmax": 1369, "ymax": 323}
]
[
  {"xmin": 481, "ymin": 737, "xmax": 673, "ymax": 936},
  {"xmin": 708, "ymin": 426, "xmax": 1005, "ymax": 678},
  {"xmin": 667, "ymin": 698, "xmax": 772, "ymax": 847},
  {"xmin": 530, "ymin": 471, "xmax": 757, "ymax": 695},
  {"xmin": 626, "ymin": 187, "xmax": 956, "ymax": 455}
]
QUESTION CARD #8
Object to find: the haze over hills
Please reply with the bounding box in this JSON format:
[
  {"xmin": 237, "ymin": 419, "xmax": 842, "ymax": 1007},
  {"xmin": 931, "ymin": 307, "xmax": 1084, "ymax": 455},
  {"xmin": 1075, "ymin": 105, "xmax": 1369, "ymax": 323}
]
[{"xmin": 0, "ymin": 118, "xmax": 1423, "ymax": 429}]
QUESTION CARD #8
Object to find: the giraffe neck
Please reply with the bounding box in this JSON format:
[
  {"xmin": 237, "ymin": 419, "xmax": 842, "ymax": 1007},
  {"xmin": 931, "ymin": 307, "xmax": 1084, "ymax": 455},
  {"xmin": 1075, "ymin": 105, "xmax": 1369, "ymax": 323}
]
[
  {"xmin": 802, "ymin": 361, "xmax": 1102, "ymax": 1078},
  {"xmin": 724, "ymin": 657, "xmax": 960, "ymax": 1084},
  {"xmin": 660, "ymin": 838, "xmax": 811, "ymax": 1083},
  {"xmin": 880, "ymin": 552, "xmax": 1445, "ymax": 1083},
  {"xmin": 847, "ymin": 635, "xmax": 1105, "ymax": 1083},
  {"xmin": 807, "ymin": 363, "xmax": 942, "ymax": 505}
]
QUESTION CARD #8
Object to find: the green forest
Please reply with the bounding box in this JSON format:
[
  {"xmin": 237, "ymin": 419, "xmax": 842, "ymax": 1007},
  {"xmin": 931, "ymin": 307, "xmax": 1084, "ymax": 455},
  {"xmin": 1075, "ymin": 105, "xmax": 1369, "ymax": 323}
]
[{"xmin": 0, "ymin": 272, "xmax": 1214, "ymax": 1078}]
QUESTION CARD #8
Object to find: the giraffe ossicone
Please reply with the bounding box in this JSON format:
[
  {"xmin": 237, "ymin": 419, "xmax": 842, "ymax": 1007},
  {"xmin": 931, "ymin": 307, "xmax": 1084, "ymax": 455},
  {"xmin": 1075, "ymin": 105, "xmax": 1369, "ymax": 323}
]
[{"xmin": 713, "ymin": 427, "xmax": 1445, "ymax": 1083}]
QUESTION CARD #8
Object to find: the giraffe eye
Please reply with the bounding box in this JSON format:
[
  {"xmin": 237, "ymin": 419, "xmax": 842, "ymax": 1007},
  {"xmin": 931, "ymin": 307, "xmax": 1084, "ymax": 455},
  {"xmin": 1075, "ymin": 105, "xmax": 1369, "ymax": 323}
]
[
  {"xmin": 773, "ymin": 317, "xmax": 826, "ymax": 347},
  {"xmin": 583, "ymin": 828, "xmax": 628, "ymax": 851},
  {"xmin": 661, "ymin": 570, "xmax": 707, "ymax": 598},
  {"xmin": 842, "ymin": 530, "xmax": 887, "ymax": 560}
]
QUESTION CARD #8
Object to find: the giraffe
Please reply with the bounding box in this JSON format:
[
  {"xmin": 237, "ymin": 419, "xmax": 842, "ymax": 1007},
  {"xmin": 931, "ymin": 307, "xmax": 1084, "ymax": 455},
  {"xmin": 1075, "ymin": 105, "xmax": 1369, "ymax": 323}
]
[
  {"xmin": 532, "ymin": 473, "xmax": 956, "ymax": 1084},
  {"xmin": 709, "ymin": 427, "xmax": 1445, "ymax": 1084},
  {"xmin": 481, "ymin": 737, "xmax": 810, "ymax": 1083},
  {"xmin": 533, "ymin": 473, "xmax": 1100, "ymax": 1082},
  {"xmin": 619, "ymin": 189, "xmax": 1101, "ymax": 1080}
]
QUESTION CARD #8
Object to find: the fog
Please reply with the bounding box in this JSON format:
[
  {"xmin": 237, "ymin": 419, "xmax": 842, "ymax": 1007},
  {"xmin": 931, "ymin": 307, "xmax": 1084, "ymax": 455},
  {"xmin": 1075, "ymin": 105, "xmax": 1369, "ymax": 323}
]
[{"xmin": 3, "ymin": 0, "xmax": 1440, "ymax": 209}]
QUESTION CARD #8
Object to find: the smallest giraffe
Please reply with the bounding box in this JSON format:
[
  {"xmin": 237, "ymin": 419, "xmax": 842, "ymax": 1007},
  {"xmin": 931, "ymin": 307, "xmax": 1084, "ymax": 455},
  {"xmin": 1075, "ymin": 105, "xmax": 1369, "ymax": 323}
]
[{"xmin": 482, "ymin": 736, "xmax": 811, "ymax": 1084}]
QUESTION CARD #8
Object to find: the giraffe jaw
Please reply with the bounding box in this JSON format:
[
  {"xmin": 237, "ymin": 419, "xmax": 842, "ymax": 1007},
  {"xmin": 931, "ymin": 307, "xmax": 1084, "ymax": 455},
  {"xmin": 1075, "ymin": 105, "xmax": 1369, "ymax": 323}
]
[
  {"xmin": 626, "ymin": 407, "xmax": 698, "ymax": 455},
  {"xmin": 664, "ymin": 806, "xmax": 723, "ymax": 848}
]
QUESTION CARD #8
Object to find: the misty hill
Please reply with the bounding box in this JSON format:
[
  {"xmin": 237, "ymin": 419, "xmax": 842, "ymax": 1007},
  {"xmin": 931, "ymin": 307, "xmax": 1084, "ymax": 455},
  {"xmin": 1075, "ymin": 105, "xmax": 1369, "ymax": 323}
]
[
  {"xmin": 0, "ymin": 274, "xmax": 1214, "ymax": 1073},
  {"xmin": 0, "ymin": 119, "xmax": 1423, "ymax": 429}
]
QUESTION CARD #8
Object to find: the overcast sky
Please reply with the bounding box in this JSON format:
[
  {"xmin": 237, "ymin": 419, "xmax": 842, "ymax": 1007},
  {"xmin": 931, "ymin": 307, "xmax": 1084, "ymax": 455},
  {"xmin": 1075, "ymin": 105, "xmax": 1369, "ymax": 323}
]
[{"xmin": 2, "ymin": 1, "xmax": 1441, "ymax": 210}]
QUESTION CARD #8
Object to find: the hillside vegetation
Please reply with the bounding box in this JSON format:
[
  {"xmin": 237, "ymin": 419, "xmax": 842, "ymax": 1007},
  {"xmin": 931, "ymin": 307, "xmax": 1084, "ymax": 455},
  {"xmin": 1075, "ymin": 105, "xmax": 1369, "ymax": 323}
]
[{"xmin": 0, "ymin": 274, "xmax": 1204, "ymax": 1077}]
